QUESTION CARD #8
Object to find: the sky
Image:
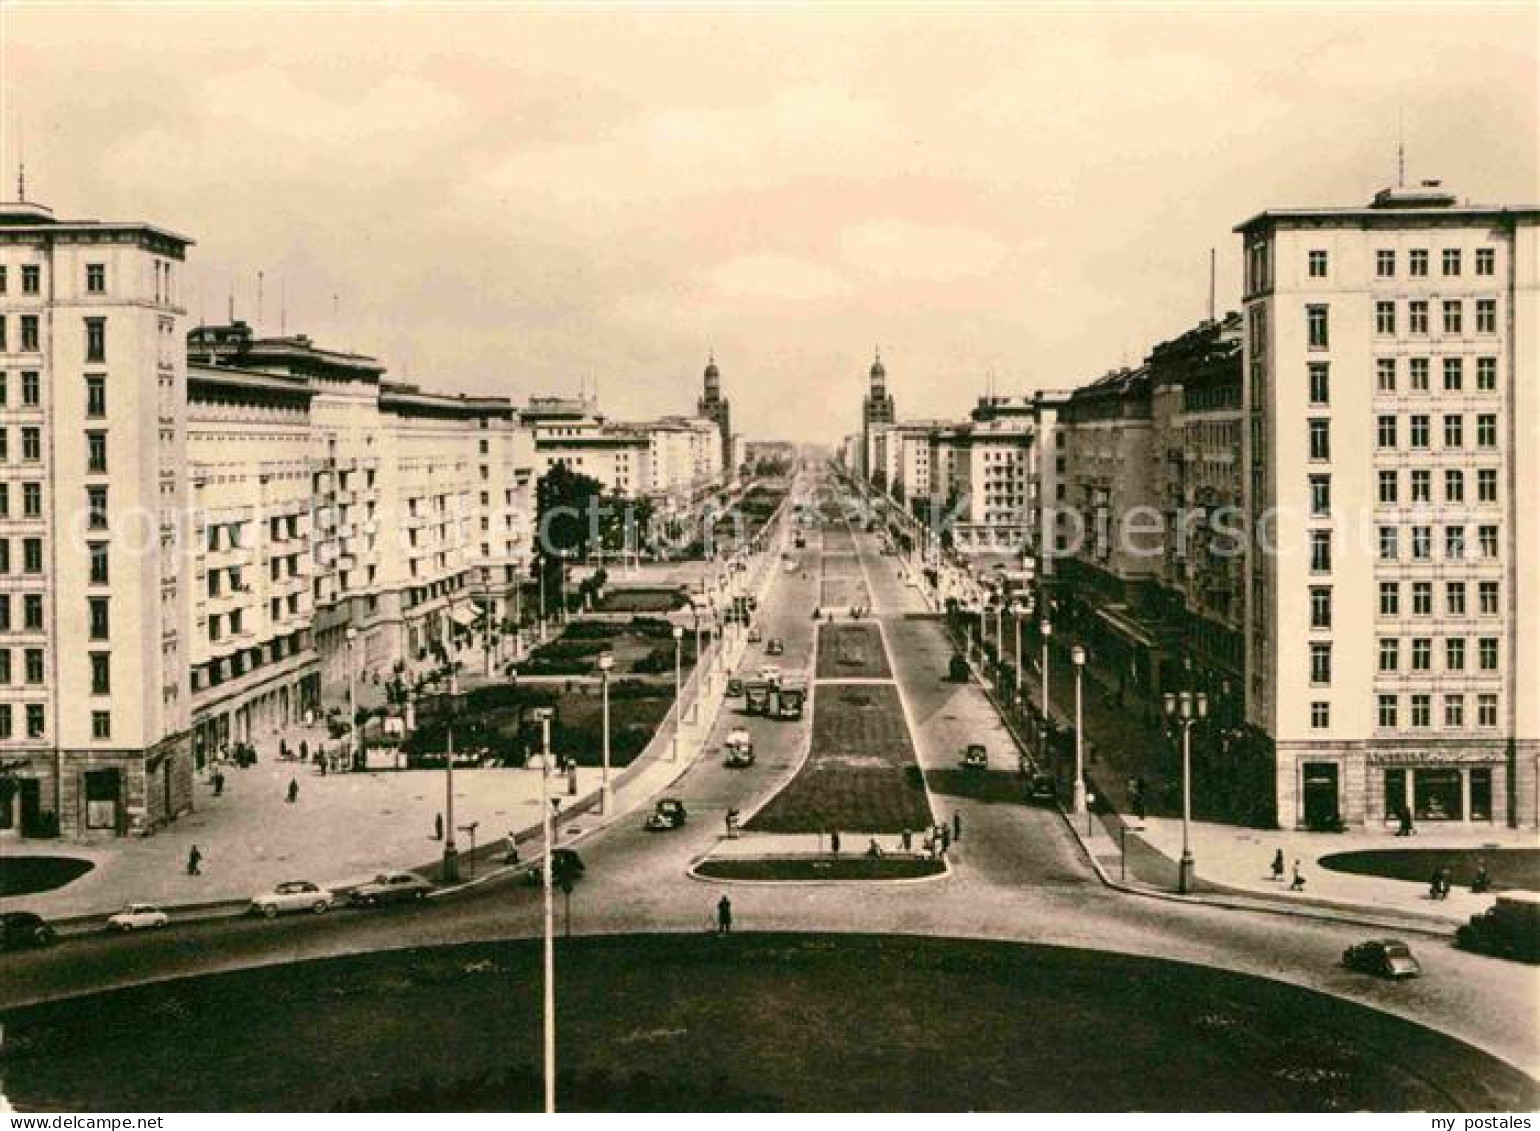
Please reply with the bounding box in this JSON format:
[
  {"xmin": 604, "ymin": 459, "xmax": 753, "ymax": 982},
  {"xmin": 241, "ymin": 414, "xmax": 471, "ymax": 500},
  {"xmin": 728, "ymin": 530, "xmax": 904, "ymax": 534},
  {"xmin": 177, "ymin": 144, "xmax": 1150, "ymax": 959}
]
[{"xmin": 2, "ymin": 2, "xmax": 1536, "ymax": 445}]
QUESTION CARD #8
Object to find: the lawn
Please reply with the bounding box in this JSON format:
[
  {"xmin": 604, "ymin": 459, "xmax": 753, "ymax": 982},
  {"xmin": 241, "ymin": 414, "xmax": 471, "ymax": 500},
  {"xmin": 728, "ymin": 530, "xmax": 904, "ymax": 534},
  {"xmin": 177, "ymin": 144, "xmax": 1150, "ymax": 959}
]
[
  {"xmin": 590, "ymin": 588, "xmax": 690, "ymax": 614},
  {"xmin": 694, "ymin": 857, "xmax": 945, "ymax": 882},
  {"xmin": 746, "ymin": 684, "xmax": 931, "ymax": 834},
  {"xmin": 517, "ymin": 619, "xmax": 699, "ymax": 677},
  {"xmin": 1319, "ymin": 848, "xmax": 1540, "ymax": 892},
  {"xmin": 814, "ymin": 623, "xmax": 890, "ymax": 680},
  {"xmin": 3, "ymin": 934, "xmax": 1532, "ymax": 1112},
  {"xmin": 0, "ymin": 855, "xmax": 94, "ymax": 897}
]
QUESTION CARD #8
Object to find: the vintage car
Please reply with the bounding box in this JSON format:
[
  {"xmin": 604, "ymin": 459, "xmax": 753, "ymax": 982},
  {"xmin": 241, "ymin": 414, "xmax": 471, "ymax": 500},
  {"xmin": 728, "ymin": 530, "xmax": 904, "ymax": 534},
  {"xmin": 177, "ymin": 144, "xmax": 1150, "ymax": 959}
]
[
  {"xmin": 959, "ymin": 743, "xmax": 989, "ymax": 771},
  {"xmin": 766, "ymin": 637, "xmax": 785, "ymax": 656},
  {"xmin": 1343, "ymin": 938, "xmax": 1422, "ymax": 980},
  {"xmin": 249, "ymin": 881, "xmax": 335, "ymax": 919},
  {"xmin": 645, "ymin": 797, "xmax": 689, "ymax": 831},
  {"xmin": 348, "ymin": 871, "xmax": 433, "ymax": 907},
  {"xmin": 724, "ymin": 728, "xmax": 756, "ymax": 768},
  {"xmin": 106, "ymin": 904, "xmax": 171, "ymax": 932},
  {"xmin": 726, "ymin": 677, "xmax": 745, "ymax": 698}
]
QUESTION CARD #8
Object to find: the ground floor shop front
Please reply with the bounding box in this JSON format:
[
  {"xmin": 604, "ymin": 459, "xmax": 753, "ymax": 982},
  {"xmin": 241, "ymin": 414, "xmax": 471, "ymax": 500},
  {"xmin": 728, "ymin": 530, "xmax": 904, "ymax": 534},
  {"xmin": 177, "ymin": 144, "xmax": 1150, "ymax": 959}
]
[{"xmin": 0, "ymin": 737, "xmax": 194, "ymax": 838}]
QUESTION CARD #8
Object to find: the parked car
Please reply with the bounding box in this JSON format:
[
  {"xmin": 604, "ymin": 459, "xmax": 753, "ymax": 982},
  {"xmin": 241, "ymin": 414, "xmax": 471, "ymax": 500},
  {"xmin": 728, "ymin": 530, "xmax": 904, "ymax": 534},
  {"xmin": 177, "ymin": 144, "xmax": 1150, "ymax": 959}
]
[
  {"xmin": 645, "ymin": 797, "xmax": 689, "ymax": 831},
  {"xmin": 0, "ymin": 911, "xmax": 57, "ymax": 950},
  {"xmin": 106, "ymin": 903, "xmax": 170, "ymax": 932},
  {"xmin": 1343, "ymin": 938, "xmax": 1422, "ymax": 980},
  {"xmin": 766, "ymin": 637, "xmax": 785, "ymax": 656},
  {"xmin": 726, "ymin": 677, "xmax": 745, "ymax": 698},
  {"xmin": 959, "ymin": 743, "xmax": 988, "ymax": 771},
  {"xmin": 348, "ymin": 871, "xmax": 432, "ymax": 907},
  {"xmin": 1026, "ymin": 771, "xmax": 1057, "ymax": 803},
  {"xmin": 747, "ymin": 626, "xmax": 763, "ymax": 643},
  {"xmin": 1458, "ymin": 892, "xmax": 1540, "ymax": 963},
  {"xmin": 250, "ymin": 881, "xmax": 335, "ymax": 919}
]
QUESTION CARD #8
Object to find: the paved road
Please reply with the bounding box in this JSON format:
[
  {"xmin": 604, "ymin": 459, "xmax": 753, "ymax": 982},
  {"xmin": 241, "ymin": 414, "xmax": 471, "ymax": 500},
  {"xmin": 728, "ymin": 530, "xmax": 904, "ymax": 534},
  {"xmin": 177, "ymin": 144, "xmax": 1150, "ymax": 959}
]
[{"xmin": 3, "ymin": 471, "xmax": 1536, "ymax": 1084}]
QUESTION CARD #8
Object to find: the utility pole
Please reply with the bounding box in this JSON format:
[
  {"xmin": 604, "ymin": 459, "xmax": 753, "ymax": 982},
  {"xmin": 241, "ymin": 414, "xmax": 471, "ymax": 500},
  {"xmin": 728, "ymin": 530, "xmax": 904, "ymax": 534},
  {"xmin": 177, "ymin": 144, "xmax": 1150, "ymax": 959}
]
[{"xmin": 540, "ymin": 710, "xmax": 557, "ymax": 1113}]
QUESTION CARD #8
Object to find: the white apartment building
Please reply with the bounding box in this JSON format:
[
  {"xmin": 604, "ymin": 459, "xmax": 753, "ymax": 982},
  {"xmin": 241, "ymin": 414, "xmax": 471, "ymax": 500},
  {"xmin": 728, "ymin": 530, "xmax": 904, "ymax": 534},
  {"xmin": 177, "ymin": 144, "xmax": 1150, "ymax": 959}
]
[
  {"xmin": 0, "ymin": 199, "xmax": 194, "ymax": 837},
  {"xmin": 527, "ymin": 397, "xmax": 651, "ymax": 496},
  {"xmin": 1238, "ymin": 182, "xmax": 1539, "ymax": 829}
]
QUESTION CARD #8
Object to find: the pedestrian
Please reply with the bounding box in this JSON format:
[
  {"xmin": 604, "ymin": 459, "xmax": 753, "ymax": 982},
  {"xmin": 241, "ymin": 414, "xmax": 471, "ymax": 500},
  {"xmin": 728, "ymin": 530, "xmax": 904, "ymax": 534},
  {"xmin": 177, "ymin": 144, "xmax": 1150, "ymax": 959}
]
[
  {"xmin": 939, "ymin": 823, "xmax": 951, "ymax": 854},
  {"xmin": 1396, "ymin": 805, "xmax": 1415, "ymax": 837},
  {"xmin": 212, "ymin": 770, "xmax": 225, "ymax": 797},
  {"xmin": 1289, "ymin": 860, "xmax": 1306, "ymax": 891},
  {"xmin": 1472, "ymin": 860, "xmax": 1491, "ymax": 894},
  {"xmin": 300, "ymin": 739, "xmax": 309, "ymax": 762},
  {"xmin": 1438, "ymin": 866, "xmax": 1453, "ymax": 900},
  {"xmin": 286, "ymin": 777, "xmax": 299, "ymax": 804},
  {"xmin": 186, "ymin": 845, "xmax": 203, "ymax": 876},
  {"xmin": 1429, "ymin": 868, "xmax": 1445, "ymax": 900},
  {"xmin": 434, "ymin": 812, "xmax": 444, "ymax": 841},
  {"xmin": 1270, "ymin": 848, "xmax": 1285, "ymax": 882},
  {"xmin": 901, "ymin": 828, "xmax": 913, "ymax": 853},
  {"xmin": 830, "ymin": 829, "xmax": 841, "ymax": 856},
  {"xmin": 505, "ymin": 833, "xmax": 520, "ymax": 866},
  {"xmin": 952, "ymin": 810, "xmax": 963, "ymax": 843},
  {"xmin": 279, "ymin": 738, "xmax": 290, "ymax": 761},
  {"xmin": 716, "ymin": 894, "xmax": 733, "ymax": 935}
]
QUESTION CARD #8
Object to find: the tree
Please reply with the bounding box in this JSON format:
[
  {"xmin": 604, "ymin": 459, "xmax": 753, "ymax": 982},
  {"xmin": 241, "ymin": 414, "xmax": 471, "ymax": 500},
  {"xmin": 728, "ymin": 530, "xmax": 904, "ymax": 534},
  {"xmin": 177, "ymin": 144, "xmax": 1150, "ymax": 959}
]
[{"xmin": 531, "ymin": 465, "xmax": 644, "ymax": 603}]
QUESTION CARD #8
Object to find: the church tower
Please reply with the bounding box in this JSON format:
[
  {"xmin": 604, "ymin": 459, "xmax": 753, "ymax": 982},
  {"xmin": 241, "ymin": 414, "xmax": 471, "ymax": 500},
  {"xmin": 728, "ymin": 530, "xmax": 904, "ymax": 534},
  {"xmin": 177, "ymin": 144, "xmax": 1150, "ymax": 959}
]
[
  {"xmin": 860, "ymin": 349, "xmax": 896, "ymax": 480},
  {"xmin": 696, "ymin": 353, "xmax": 732, "ymax": 473}
]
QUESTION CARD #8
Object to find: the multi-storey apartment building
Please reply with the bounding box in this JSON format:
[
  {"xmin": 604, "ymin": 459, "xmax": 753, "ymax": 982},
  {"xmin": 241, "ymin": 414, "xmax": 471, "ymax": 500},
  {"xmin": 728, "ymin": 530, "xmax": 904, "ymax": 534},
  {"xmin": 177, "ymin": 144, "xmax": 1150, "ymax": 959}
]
[
  {"xmin": 1031, "ymin": 390, "xmax": 1071, "ymax": 578},
  {"xmin": 1238, "ymin": 181, "xmax": 1538, "ymax": 830},
  {"xmin": 0, "ymin": 199, "xmax": 194, "ymax": 837}
]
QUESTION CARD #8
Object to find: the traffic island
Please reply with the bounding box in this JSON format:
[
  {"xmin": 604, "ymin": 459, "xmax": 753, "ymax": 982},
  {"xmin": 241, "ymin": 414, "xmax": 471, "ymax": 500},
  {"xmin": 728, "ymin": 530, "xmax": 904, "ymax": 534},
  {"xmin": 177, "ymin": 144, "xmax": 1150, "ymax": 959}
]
[{"xmin": 693, "ymin": 856, "xmax": 946, "ymax": 882}]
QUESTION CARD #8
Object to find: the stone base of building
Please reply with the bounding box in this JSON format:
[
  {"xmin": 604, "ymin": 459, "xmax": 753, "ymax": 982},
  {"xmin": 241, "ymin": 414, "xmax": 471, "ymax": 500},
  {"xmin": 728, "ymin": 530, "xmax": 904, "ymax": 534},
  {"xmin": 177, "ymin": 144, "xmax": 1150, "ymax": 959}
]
[{"xmin": 0, "ymin": 735, "xmax": 195, "ymax": 839}]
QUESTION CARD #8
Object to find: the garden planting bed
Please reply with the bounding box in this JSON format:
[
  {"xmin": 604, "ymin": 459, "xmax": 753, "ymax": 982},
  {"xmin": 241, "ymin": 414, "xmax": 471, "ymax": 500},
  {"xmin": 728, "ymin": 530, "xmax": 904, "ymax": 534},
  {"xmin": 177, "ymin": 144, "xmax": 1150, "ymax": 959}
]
[{"xmin": 815, "ymin": 623, "xmax": 890, "ymax": 680}]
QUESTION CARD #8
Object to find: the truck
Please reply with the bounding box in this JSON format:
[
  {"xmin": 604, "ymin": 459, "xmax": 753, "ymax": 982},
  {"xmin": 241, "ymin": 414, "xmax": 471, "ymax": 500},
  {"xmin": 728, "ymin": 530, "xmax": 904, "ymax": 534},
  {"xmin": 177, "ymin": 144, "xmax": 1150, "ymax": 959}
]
[
  {"xmin": 1457, "ymin": 891, "xmax": 1540, "ymax": 963},
  {"xmin": 744, "ymin": 680, "xmax": 774, "ymax": 716},
  {"xmin": 777, "ymin": 676, "xmax": 808, "ymax": 720},
  {"xmin": 724, "ymin": 727, "xmax": 755, "ymax": 768}
]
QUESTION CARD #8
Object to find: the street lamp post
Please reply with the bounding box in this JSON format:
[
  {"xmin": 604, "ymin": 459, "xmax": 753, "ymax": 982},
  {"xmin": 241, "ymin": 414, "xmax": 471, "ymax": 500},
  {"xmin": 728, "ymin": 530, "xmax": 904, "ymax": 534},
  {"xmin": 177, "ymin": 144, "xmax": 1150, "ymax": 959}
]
[
  {"xmin": 1039, "ymin": 618, "xmax": 1053, "ymax": 763},
  {"xmin": 538, "ymin": 555, "xmax": 548, "ymax": 642},
  {"xmin": 1071, "ymin": 644, "xmax": 1087, "ymax": 816},
  {"xmin": 993, "ymin": 598, "xmax": 1003, "ymax": 675},
  {"xmin": 672, "ymin": 625, "xmax": 684, "ymax": 760},
  {"xmin": 597, "ymin": 650, "xmax": 614, "ymax": 815},
  {"xmin": 1163, "ymin": 689, "xmax": 1208, "ymax": 895},
  {"xmin": 345, "ymin": 626, "xmax": 359, "ymax": 773},
  {"xmin": 690, "ymin": 611, "xmax": 704, "ymax": 722},
  {"xmin": 536, "ymin": 709, "xmax": 557, "ymax": 1114},
  {"xmin": 442, "ymin": 648, "xmax": 460, "ymax": 883},
  {"xmin": 1009, "ymin": 600, "xmax": 1024, "ymax": 706}
]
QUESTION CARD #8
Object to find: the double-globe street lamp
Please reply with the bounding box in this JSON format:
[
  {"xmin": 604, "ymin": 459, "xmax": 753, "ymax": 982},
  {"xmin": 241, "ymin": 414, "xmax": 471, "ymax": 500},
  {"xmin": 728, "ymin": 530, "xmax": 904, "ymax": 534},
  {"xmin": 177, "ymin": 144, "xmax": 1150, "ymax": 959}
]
[
  {"xmin": 1163, "ymin": 688, "xmax": 1208, "ymax": 895},
  {"xmin": 1070, "ymin": 644, "xmax": 1087, "ymax": 816},
  {"xmin": 671, "ymin": 624, "xmax": 685, "ymax": 761},
  {"xmin": 1039, "ymin": 618, "xmax": 1053, "ymax": 767}
]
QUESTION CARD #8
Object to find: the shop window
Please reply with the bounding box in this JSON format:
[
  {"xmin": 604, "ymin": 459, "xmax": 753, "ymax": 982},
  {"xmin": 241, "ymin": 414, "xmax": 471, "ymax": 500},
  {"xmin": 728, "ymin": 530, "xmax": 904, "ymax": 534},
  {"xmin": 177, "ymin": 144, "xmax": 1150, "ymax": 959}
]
[
  {"xmin": 1470, "ymin": 768, "xmax": 1493, "ymax": 821},
  {"xmin": 1414, "ymin": 768, "xmax": 1462, "ymax": 821}
]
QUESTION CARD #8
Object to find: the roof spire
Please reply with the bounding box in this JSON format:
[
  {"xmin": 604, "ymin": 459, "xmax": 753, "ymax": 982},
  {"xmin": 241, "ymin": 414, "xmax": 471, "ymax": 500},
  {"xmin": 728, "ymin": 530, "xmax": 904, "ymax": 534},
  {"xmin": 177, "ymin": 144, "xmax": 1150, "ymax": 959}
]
[
  {"xmin": 1397, "ymin": 108, "xmax": 1406, "ymax": 187},
  {"xmin": 16, "ymin": 161, "xmax": 24, "ymax": 202}
]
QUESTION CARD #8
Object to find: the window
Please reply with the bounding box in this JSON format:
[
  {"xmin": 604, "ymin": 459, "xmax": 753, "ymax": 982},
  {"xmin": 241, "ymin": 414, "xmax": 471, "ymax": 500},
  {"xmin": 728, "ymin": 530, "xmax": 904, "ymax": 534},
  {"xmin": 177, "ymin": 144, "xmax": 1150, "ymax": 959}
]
[
  {"xmin": 1306, "ymin": 305, "xmax": 1329, "ymax": 349},
  {"xmin": 26, "ymin": 704, "xmax": 44, "ymax": 739},
  {"xmin": 85, "ymin": 317, "xmax": 106, "ymax": 362},
  {"xmin": 1378, "ymin": 695, "xmax": 1399, "ymax": 729},
  {"xmin": 89, "ymin": 598, "xmax": 109, "ymax": 639},
  {"xmin": 88, "ymin": 486, "xmax": 108, "ymax": 529},
  {"xmin": 90, "ymin": 653, "xmax": 111, "ymax": 695},
  {"xmin": 24, "ymin": 595, "xmax": 43, "ymax": 630},
  {"xmin": 1472, "ymin": 357, "xmax": 1496, "ymax": 393},
  {"xmin": 0, "ymin": 266, "xmax": 6, "ymax": 293},
  {"xmin": 1378, "ymin": 637, "xmax": 1400, "ymax": 672},
  {"xmin": 1446, "ymin": 581, "xmax": 1466, "ymax": 616},
  {"xmin": 1442, "ymin": 248, "xmax": 1462, "ymax": 276},
  {"xmin": 1479, "ymin": 525, "xmax": 1499, "ymax": 558},
  {"xmin": 1411, "ymin": 694, "xmax": 1431, "ymax": 729},
  {"xmin": 86, "ymin": 375, "xmax": 107, "ymax": 417},
  {"xmin": 89, "ymin": 542, "xmax": 109, "ymax": 584},
  {"xmin": 22, "ymin": 371, "xmax": 39, "ymax": 407},
  {"xmin": 1412, "ymin": 582, "xmax": 1432, "ymax": 617},
  {"xmin": 1378, "ymin": 526, "xmax": 1398, "ymax": 562},
  {"xmin": 1409, "ymin": 415, "xmax": 1429, "ymax": 448},
  {"xmin": 86, "ymin": 432, "xmax": 107, "ymax": 473},
  {"xmin": 21, "ymin": 427, "xmax": 39, "ymax": 462},
  {"xmin": 25, "ymin": 649, "xmax": 43, "ymax": 683},
  {"xmin": 1412, "ymin": 525, "xmax": 1431, "ymax": 560},
  {"xmin": 22, "ymin": 538, "xmax": 40, "ymax": 574},
  {"xmin": 20, "ymin": 315, "xmax": 38, "ymax": 351},
  {"xmin": 1378, "ymin": 469, "xmax": 1398, "ymax": 505},
  {"xmin": 1309, "ymin": 475, "xmax": 1331, "ymax": 517},
  {"xmin": 1476, "ymin": 247, "xmax": 1495, "ymax": 276},
  {"xmin": 1375, "ymin": 301, "xmax": 1396, "ymax": 336},
  {"xmin": 1308, "ymin": 250, "xmax": 1328, "ymax": 277},
  {"xmin": 1376, "ymin": 415, "xmax": 1397, "ymax": 449},
  {"xmin": 1310, "ymin": 701, "xmax": 1330, "ymax": 729},
  {"xmin": 1476, "ymin": 299, "xmax": 1497, "ymax": 334},
  {"xmin": 91, "ymin": 711, "xmax": 111, "ymax": 740},
  {"xmin": 1376, "ymin": 249, "xmax": 1396, "ymax": 277},
  {"xmin": 22, "ymin": 483, "xmax": 41, "ymax": 518},
  {"xmin": 21, "ymin": 265, "xmax": 40, "ymax": 294},
  {"xmin": 1477, "ymin": 413, "xmax": 1497, "ymax": 447},
  {"xmin": 1409, "ymin": 300, "xmax": 1428, "ymax": 335},
  {"xmin": 86, "ymin": 264, "xmax": 106, "ymax": 293},
  {"xmin": 1308, "ymin": 418, "xmax": 1330, "ymax": 460},
  {"xmin": 1410, "ymin": 357, "xmax": 1429, "ymax": 391},
  {"xmin": 1444, "ymin": 470, "xmax": 1464, "ymax": 504},
  {"xmin": 0, "ymin": 650, "xmax": 9, "ymax": 684},
  {"xmin": 1477, "ymin": 468, "xmax": 1497, "ymax": 503},
  {"xmin": 1447, "ymin": 637, "xmax": 1466, "ymax": 671},
  {"xmin": 1443, "ymin": 357, "xmax": 1463, "ymax": 391},
  {"xmin": 1379, "ymin": 581, "xmax": 1400, "ymax": 616},
  {"xmin": 1478, "ymin": 693, "xmax": 1498, "ymax": 728},
  {"xmin": 1445, "ymin": 695, "xmax": 1465, "ymax": 729},
  {"xmin": 1310, "ymin": 530, "xmax": 1332, "ymax": 573},
  {"xmin": 1442, "ymin": 300, "xmax": 1462, "ymax": 335},
  {"xmin": 1444, "ymin": 414, "xmax": 1463, "ymax": 449},
  {"xmin": 1310, "ymin": 587, "xmax": 1332, "ymax": 629},
  {"xmin": 1309, "ymin": 642, "xmax": 1332, "ymax": 685},
  {"xmin": 1479, "ymin": 581, "xmax": 1499, "ymax": 615},
  {"xmin": 1410, "ymin": 248, "xmax": 1428, "ymax": 276},
  {"xmin": 1479, "ymin": 637, "xmax": 1499, "ymax": 670},
  {"xmin": 1412, "ymin": 637, "xmax": 1432, "ymax": 669},
  {"xmin": 1376, "ymin": 357, "xmax": 1396, "ymax": 393},
  {"xmin": 1308, "ymin": 362, "xmax": 1330, "ymax": 404},
  {"xmin": 0, "ymin": 596, "xmax": 8, "ymax": 631},
  {"xmin": 1410, "ymin": 469, "xmax": 1431, "ymax": 503}
]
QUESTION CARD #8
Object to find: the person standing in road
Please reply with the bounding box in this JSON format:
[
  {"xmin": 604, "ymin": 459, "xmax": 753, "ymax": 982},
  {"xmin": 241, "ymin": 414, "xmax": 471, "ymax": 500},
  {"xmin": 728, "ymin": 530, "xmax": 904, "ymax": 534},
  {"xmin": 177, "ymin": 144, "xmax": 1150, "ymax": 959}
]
[
  {"xmin": 187, "ymin": 845, "xmax": 203, "ymax": 876},
  {"xmin": 952, "ymin": 811, "xmax": 963, "ymax": 843},
  {"xmin": 434, "ymin": 813, "xmax": 445, "ymax": 841},
  {"xmin": 716, "ymin": 894, "xmax": 733, "ymax": 935},
  {"xmin": 300, "ymin": 738, "xmax": 310, "ymax": 762},
  {"xmin": 830, "ymin": 830, "xmax": 841, "ymax": 856},
  {"xmin": 286, "ymin": 777, "xmax": 299, "ymax": 804}
]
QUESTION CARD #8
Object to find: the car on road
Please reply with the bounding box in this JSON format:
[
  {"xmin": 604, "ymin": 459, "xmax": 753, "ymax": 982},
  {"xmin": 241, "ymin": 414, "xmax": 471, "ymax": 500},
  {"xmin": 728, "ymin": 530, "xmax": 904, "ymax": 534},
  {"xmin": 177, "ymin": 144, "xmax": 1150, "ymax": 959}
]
[
  {"xmin": 106, "ymin": 903, "xmax": 170, "ymax": 932},
  {"xmin": 1342, "ymin": 939, "xmax": 1421, "ymax": 980},
  {"xmin": 747, "ymin": 626, "xmax": 763, "ymax": 643},
  {"xmin": 250, "ymin": 881, "xmax": 336, "ymax": 918},
  {"xmin": 726, "ymin": 677, "xmax": 745, "ymax": 698},
  {"xmin": 523, "ymin": 848, "xmax": 586, "ymax": 887},
  {"xmin": 766, "ymin": 637, "xmax": 785, "ymax": 656},
  {"xmin": 0, "ymin": 911, "xmax": 57, "ymax": 950},
  {"xmin": 724, "ymin": 727, "xmax": 755, "ymax": 767},
  {"xmin": 758, "ymin": 665, "xmax": 783, "ymax": 686},
  {"xmin": 348, "ymin": 871, "xmax": 432, "ymax": 907},
  {"xmin": 959, "ymin": 743, "xmax": 989, "ymax": 771},
  {"xmin": 1026, "ymin": 772, "xmax": 1057, "ymax": 803},
  {"xmin": 645, "ymin": 797, "xmax": 689, "ymax": 831}
]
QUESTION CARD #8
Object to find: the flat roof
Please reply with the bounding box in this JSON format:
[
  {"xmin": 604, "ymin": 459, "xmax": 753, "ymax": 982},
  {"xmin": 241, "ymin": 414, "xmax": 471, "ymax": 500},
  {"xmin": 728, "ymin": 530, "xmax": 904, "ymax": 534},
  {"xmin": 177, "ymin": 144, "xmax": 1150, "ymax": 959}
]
[{"xmin": 1235, "ymin": 204, "xmax": 1540, "ymax": 235}]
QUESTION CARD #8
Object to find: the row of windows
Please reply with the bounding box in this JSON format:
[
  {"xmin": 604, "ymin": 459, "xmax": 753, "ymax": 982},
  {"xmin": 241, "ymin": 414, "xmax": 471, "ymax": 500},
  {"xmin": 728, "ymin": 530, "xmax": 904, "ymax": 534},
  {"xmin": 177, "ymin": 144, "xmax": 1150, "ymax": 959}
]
[
  {"xmin": 1377, "ymin": 635, "xmax": 1501, "ymax": 672},
  {"xmin": 1377, "ymin": 578, "xmax": 1501, "ymax": 617},
  {"xmin": 0, "ymin": 317, "xmax": 107, "ymax": 360},
  {"xmin": 1372, "ymin": 356, "xmax": 1499, "ymax": 395},
  {"xmin": 1375, "ymin": 467, "xmax": 1499, "ymax": 505},
  {"xmin": 0, "ymin": 702, "xmax": 49, "ymax": 739},
  {"xmin": 1307, "ymin": 247, "xmax": 1497, "ymax": 280},
  {"xmin": 0, "ymin": 428, "xmax": 109, "ymax": 470},
  {"xmin": 1373, "ymin": 298, "xmax": 1498, "ymax": 336},
  {"xmin": 0, "ymin": 264, "xmax": 108, "ymax": 294},
  {"xmin": 1375, "ymin": 692, "xmax": 1500, "ymax": 730},
  {"xmin": 1312, "ymin": 414, "xmax": 1500, "ymax": 458},
  {"xmin": 1375, "ymin": 525, "xmax": 1500, "ymax": 563},
  {"xmin": 0, "ymin": 646, "xmax": 112, "ymax": 688}
]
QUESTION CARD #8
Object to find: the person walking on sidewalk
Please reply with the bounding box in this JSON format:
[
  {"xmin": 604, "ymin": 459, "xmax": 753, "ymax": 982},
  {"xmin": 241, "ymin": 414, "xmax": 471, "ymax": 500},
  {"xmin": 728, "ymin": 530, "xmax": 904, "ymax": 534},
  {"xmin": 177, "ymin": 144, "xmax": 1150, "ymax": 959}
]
[
  {"xmin": 186, "ymin": 845, "xmax": 203, "ymax": 876},
  {"xmin": 1290, "ymin": 860, "xmax": 1306, "ymax": 891},
  {"xmin": 716, "ymin": 895, "xmax": 733, "ymax": 935},
  {"xmin": 1270, "ymin": 848, "xmax": 1285, "ymax": 882},
  {"xmin": 952, "ymin": 811, "xmax": 963, "ymax": 843},
  {"xmin": 286, "ymin": 777, "xmax": 299, "ymax": 804},
  {"xmin": 212, "ymin": 769, "xmax": 226, "ymax": 798},
  {"xmin": 434, "ymin": 813, "xmax": 444, "ymax": 841}
]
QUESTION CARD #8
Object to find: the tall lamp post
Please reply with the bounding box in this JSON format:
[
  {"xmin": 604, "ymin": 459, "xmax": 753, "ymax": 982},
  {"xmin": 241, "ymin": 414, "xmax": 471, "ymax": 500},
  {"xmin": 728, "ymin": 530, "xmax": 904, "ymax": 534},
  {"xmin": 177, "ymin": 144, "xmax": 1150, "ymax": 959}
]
[
  {"xmin": 992, "ymin": 596, "xmax": 1004, "ymax": 675},
  {"xmin": 345, "ymin": 626, "xmax": 360, "ymax": 772},
  {"xmin": 1039, "ymin": 618, "xmax": 1053, "ymax": 763},
  {"xmin": 597, "ymin": 650, "xmax": 614, "ymax": 815},
  {"xmin": 535, "ymin": 707, "xmax": 557, "ymax": 1114},
  {"xmin": 671, "ymin": 624, "xmax": 684, "ymax": 760},
  {"xmin": 1070, "ymin": 645, "xmax": 1088, "ymax": 815},
  {"xmin": 1163, "ymin": 689, "xmax": 1207, "ymax": 894},
  {"xmin": 1009, "ymin": 600, "xmax": 1024, "ymax": 706},
  {"xmin": 442, "ymin": 645, "xmax": 460, "ymax": 883}
]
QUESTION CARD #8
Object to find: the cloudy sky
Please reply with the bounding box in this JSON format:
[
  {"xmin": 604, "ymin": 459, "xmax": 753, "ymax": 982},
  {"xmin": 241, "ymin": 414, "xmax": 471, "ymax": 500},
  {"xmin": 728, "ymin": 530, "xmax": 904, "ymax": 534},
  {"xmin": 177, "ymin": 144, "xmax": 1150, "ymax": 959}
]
[{"xmin": 3, "ymin": 3, "xmax": 1535, "ymax": 444}]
